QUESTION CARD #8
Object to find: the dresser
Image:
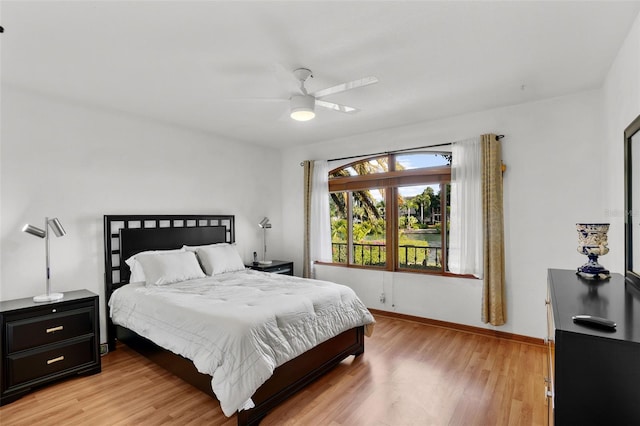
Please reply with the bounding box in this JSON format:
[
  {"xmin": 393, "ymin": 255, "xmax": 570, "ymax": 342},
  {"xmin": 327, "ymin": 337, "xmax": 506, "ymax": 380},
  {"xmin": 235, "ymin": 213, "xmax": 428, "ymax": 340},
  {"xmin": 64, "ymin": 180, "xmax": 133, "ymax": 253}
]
[
  {"xmin": 0, "ymin": 290, "xmax": 101, "ymax": 405},
  {"xmin": 246, "ymin": 260, "xmax": 294, "ymax": 275},
  {"xmin": 546, "ymin": 269, "xmax": 640, "ymax": 425}
]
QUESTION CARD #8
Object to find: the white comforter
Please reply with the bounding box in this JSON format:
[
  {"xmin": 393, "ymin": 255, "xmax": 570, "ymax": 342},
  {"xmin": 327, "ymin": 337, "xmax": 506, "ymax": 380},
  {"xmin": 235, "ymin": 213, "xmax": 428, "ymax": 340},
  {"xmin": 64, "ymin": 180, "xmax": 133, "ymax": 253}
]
[{"xmin": 109, "ymin": 269, "xmax": 374, "ymax": 417}]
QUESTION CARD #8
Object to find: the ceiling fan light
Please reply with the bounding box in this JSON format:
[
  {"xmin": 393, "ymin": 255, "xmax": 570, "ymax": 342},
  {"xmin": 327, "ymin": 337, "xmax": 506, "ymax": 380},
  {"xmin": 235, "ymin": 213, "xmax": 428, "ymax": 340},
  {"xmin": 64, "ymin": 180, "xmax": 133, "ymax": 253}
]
[
  {"xmin": 290, "ymin": 95, "xmax": 315, "ymax": 121},
  {"xmin": 290, "ymin": 109, "xmax": 315, "ymax": 121}
]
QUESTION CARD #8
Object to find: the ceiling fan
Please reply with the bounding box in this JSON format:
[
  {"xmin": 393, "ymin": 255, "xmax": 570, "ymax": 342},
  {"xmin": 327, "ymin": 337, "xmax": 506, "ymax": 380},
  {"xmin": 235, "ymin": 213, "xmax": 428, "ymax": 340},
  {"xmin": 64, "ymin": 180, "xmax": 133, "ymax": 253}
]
[{"xmin": 286, "ymin": 68, "xmax": 378, "ymax": 121}]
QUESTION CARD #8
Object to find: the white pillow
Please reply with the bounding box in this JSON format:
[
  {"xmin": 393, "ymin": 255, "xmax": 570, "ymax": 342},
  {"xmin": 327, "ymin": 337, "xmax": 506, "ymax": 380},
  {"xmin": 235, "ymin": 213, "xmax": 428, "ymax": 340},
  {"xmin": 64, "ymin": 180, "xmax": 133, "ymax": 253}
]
[
  {"xmin": 125, "ymin": 248, "xmax": 185, "ymax": 283},
  {"xmin": 135, "ymin": 251, "xmax": 206, "ymax": 285},
  {"xmin": 182, "ymin": 243, "xmax": 228, "ymax": 252},
  {"xmin": 195, "ymin": 244, "xmax": 245, "ymax": 276}
]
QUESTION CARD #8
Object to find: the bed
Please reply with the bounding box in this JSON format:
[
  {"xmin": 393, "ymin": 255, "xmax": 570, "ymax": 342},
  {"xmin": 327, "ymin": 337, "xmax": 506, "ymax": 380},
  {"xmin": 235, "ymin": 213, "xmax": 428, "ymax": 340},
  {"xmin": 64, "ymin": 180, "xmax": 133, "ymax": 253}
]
[{"xmin": 103, "ymin": 214, "xmax": 373, "ymax": 425}]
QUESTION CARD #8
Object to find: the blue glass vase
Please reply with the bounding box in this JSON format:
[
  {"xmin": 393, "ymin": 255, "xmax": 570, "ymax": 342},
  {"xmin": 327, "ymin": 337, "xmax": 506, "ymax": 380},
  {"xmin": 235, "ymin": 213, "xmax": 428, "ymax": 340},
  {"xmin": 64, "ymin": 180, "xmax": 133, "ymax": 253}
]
[{"xmin": 576, "ymin": 223, "xmax": 610, "ymax": 280}]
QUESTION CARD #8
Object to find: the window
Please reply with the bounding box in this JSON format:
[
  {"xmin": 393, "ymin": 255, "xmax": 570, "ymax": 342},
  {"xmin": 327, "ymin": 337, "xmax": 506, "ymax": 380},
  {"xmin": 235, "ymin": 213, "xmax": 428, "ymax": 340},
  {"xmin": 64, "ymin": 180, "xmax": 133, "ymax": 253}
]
[{"xmin": 328, "ymin": 152, "xmax": 452, "ymax": 274}]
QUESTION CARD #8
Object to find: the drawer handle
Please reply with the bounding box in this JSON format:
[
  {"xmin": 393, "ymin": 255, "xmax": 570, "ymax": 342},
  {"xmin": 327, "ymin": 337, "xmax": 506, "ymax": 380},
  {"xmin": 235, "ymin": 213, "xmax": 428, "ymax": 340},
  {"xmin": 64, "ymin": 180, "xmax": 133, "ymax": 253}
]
[
  {"xmin": 47, "ymin": 356, "xmax": 64, "ymax": 365},
  {"xmin": 46, "ymin": 325, "xmax": 64, "ymax": 333}
]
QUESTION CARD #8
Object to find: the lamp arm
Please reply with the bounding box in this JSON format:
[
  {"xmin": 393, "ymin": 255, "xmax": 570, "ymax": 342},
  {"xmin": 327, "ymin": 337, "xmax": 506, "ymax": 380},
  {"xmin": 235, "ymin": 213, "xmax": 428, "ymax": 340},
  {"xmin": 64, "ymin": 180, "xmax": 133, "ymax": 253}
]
[
  {"xmin": 45, "ymin": 217, "xmax": 51, "ymax": 297},
  {"xmin": 263, "ymin": 228, "xmax": 267, "ymax": 261}
]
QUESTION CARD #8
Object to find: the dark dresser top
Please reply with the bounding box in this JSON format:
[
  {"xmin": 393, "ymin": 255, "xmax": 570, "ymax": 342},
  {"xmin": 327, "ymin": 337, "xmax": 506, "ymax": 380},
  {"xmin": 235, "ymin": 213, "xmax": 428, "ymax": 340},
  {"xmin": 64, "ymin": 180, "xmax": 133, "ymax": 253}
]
[
  {"xmin": 0, "ymin": 290, "xmax": 97, "ymax": 313},
  {"xmin": 548, "ymin": 269, "xmax": 640, "ymax": 344}
]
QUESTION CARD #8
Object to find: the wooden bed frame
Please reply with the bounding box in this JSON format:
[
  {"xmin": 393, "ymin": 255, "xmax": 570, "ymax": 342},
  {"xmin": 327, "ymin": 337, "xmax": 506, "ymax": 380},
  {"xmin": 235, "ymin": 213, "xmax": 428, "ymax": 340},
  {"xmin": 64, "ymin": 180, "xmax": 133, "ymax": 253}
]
[{"xmin": 103, "ymin": 214, "xmax": 365, "ymax": 426}]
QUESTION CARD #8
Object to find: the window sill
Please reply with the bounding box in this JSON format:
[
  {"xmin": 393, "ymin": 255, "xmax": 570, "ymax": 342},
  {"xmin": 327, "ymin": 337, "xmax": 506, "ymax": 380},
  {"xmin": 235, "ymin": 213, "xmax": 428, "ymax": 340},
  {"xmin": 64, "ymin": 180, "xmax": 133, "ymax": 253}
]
[{"xmin": 314, "ymin": 261, "xmax": 478, "ymax": 279}]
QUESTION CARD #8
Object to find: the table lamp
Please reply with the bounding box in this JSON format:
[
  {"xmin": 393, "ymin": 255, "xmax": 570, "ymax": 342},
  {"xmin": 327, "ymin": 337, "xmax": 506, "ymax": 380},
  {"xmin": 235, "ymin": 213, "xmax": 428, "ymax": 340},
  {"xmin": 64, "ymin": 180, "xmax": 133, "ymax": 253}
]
[{"xmin": 22, "ymin": 217, "xmax": 66, "ymax": 302}]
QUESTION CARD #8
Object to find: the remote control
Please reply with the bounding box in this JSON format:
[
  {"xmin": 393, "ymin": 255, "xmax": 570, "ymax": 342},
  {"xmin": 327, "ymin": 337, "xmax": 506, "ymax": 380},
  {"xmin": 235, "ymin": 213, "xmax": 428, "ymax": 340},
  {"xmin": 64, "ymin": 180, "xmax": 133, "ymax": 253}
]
[{"xmin": 572, "ymin": 315, "xmax": 616, "ymax": 330}]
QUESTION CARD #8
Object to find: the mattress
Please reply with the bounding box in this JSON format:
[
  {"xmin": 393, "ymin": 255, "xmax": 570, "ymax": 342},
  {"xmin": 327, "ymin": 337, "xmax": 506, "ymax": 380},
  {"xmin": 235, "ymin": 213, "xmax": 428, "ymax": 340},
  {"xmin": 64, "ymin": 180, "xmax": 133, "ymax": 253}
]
[{"xmin": 109, "ymin": 269, "xmax": 375, "ymax": 416}]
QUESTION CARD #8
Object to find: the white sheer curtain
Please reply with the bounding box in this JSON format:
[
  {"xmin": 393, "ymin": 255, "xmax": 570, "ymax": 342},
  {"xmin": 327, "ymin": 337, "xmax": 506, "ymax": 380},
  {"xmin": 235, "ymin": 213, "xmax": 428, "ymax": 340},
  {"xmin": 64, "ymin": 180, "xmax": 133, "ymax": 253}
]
[
  {"xmin": 308, "ymin": 160, "xmax": 332, "ymax": 277},
  {"xmin": 448, "ymin": 136, "xmax": 483, "ymax": 277}
]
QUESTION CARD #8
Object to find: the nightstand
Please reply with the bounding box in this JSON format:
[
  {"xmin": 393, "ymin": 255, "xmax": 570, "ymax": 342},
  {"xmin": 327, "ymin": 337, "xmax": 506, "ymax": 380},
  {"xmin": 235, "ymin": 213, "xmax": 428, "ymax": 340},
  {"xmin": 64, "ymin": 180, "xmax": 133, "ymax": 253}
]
[
  {"xmin": 246, "ymin": 260, "xmax": 294, "ymax": 275},
  {"xmin": 0, "ymin": 289, "xmax": 101, "ymax": 405}
]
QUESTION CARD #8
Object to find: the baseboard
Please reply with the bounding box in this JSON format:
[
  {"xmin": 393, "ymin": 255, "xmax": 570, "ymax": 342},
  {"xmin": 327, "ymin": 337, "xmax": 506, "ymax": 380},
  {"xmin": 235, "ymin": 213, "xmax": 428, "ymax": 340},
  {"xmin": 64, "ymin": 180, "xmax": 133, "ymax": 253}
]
[{"xmin": 368, "ymin": 308, "xmax": 544, "ymax": 347}]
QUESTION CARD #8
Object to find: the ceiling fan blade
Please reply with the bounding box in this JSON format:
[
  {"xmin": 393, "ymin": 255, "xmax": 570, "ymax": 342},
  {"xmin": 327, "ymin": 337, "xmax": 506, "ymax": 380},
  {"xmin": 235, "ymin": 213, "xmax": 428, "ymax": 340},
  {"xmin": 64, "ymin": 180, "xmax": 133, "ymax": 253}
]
[
  {"xmin": 315, "ymin": 100, "xmax": 360, "ymax": 114},
  {"xmin": 312, "ymin": 76, "xmax": 378, "ymax": 99},
  {"xmin": 228, "ymin": 97, "xmax": 287, "ymax": 103}
]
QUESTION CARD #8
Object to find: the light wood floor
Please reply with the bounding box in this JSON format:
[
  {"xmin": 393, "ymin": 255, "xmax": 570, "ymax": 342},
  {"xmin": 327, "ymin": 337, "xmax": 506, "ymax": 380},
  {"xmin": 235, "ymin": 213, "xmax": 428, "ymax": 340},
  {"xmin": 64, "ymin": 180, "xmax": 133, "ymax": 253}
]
[{"xmin": 0, "ymin": 314, "xmax": 548, "ymax": 425}]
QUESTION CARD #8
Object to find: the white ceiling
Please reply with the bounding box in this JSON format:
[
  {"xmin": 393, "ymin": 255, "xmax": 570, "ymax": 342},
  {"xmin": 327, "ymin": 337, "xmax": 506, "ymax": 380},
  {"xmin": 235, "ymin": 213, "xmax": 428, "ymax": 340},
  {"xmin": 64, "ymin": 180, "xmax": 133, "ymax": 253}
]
[{"xmin": 2, "ymin": 1, "xmax": 640, "ymax": 149}]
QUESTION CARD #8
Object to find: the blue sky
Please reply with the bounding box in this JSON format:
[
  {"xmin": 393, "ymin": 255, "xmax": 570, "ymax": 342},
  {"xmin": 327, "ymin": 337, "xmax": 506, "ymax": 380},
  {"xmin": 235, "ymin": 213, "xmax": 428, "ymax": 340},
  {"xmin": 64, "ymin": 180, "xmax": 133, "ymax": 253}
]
[{"xmin": 395, "ymin": 152, "xmax": 449, "ymax": 170}]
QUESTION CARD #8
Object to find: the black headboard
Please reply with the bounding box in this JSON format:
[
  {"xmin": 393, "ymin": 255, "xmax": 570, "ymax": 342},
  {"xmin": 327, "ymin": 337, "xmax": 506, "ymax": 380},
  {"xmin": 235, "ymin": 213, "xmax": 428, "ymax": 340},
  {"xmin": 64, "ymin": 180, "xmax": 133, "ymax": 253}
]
[{"xmin": 103, "ymin": 214, "xmax": 235, "ymax": 350}]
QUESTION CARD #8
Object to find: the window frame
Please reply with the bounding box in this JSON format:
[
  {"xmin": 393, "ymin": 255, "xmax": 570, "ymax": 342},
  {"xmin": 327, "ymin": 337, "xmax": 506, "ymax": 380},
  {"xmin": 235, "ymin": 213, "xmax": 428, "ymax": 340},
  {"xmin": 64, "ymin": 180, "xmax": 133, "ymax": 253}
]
[{"xmin": 326, "ymin": 152, "xmax": 456, "ymax": 276}]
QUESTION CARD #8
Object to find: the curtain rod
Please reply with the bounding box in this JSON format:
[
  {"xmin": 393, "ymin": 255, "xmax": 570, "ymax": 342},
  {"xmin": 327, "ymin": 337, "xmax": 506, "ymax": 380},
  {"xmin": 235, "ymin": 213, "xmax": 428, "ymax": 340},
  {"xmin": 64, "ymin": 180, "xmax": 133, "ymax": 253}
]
[{"xmin": 300, "ymin": 134, "xmax": 504, "ymax": 165}]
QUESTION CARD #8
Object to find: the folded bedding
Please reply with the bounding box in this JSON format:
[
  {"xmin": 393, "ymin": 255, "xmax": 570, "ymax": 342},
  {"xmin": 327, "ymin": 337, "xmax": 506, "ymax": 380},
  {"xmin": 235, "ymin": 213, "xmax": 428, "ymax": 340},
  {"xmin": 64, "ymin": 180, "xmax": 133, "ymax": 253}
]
[{"xmin": 109, "ymin": 269, "xmax": 375, "ymax": 416}]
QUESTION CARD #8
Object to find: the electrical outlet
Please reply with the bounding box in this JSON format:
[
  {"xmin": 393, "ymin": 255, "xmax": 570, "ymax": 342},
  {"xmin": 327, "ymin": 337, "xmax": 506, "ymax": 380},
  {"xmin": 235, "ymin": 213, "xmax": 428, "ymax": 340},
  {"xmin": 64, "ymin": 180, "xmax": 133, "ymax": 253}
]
[
  {"xmin": 99, "ymin": 343, "xmax": 109, "ymax": 356},
  {"xmin": 379, "ymin": 292, "xmax": 386, "ymax": 303}
]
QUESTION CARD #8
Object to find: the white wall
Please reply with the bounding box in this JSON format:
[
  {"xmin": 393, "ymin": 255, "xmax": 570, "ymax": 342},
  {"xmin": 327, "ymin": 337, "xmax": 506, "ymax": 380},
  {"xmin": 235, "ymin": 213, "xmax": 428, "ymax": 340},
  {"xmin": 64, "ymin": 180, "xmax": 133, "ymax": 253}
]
[
  {"xmin": 603, "ymin": 11, "xmax": 640, "ymax": 273},
  {"xmin": 0, "ymin": 86, "xmax": 283, "ymax": 342},
  {"xmin": 281, "ymin": 90, "xmax": 605, "ymax": 339}
]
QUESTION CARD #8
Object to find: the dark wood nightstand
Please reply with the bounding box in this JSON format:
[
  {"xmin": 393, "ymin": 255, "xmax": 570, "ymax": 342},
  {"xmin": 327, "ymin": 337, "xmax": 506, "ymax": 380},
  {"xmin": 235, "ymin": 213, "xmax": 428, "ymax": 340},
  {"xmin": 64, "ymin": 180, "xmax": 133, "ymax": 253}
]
[
  {"xmin": 246, "ymin": 260, "xmax": 294, "ymax": 275},
  {"xmin": 0, "ymin": 289, "xmax": 101, "ymax": 405}
]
